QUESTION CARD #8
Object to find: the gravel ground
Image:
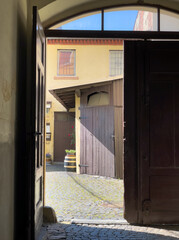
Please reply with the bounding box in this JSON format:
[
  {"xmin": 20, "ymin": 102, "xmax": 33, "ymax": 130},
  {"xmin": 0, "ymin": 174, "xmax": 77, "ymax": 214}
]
[{"xmin": 45, "ymin": 164, "xmax": 124, "ymax": 222}]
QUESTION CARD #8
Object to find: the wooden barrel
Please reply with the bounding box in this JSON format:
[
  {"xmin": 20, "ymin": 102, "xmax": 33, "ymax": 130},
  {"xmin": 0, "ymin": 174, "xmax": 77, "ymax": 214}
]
[{"xmin": 64, "ymin": 154, "xmax": 76, "ymax": 172}]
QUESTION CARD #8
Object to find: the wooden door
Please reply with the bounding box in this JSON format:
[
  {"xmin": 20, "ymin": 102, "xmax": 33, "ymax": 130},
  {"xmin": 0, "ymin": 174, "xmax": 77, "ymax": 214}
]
[
  {"xmin": 32, "ymin": 7, "xmax": 45, "ymax": 238},
  {"xmin": 113, "ymin": 80, "xmax": 124, "ymax": 179},
  {"xmin": 80, "ymin": 107, "xmax": 93, "ymax": 174},
  {"xmin": 54, "ymin": 112, "xmax": 75, "ymax": 162},
  {"xmin": 140, "ymin": 41, "xmax": 179, "ymax": 224},
  {"xmin": 124, "ymin": 41, "xmax": 179, "ymax": 225},
  {"xmin": 80, "ymin": 106, "xmax": 115, "ymax": 177}
]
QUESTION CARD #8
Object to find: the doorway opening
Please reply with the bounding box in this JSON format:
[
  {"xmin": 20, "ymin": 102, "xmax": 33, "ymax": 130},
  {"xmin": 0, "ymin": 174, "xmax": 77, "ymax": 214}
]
[
  {"xmin": 45, "ymin": 37, "xmax": 125, "ymax": 222},
  {"xmin": 43, "ymin": 5, "xmax": 179, "ymax": 225}
]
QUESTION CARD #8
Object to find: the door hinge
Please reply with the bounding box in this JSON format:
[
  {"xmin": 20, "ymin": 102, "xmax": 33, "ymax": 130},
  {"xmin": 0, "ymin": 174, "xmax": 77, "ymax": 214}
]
[
  {"xmin": 111, "ymin": 134, "xmax": 115, "ymax": 140},
  {"xmin": 34, "ymin": 132, "xmax": 43, "ymax": 136},
  {"xmin": 142, "ymin": 199, "xmax": 151, "ymax": 216},
  {"xmin": 79, "ymin": 116, "xmax": 87, "ymax": 119},
  {"xmin": 79, "ymin": 164, "xmax": 89, "ymax": 167}
]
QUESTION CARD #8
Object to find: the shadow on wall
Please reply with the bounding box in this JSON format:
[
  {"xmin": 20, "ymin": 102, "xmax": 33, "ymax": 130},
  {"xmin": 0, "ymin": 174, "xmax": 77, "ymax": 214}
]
[
  {"xmin": 80, "ymin": 106, "xmax": 115, "ymax": 154},
  {"xmin": 14, "ymin": 3, "xmax": 28, "ymax": 240}
]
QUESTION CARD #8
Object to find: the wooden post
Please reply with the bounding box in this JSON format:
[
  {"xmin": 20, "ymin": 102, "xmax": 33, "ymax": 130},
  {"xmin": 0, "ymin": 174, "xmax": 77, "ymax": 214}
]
[{"xmin": 75, "ymin": 94, "xmax": 81, "ymax": 174}]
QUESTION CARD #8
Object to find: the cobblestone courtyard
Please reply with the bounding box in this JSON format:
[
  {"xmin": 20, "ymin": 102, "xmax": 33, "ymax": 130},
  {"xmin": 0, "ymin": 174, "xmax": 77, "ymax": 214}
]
[
  {"xmin": 45, "ymin": 164, "xmax": 124, "ymax": 222},
  {"xmin": 44, "ymin": 164, "xmax": 179, "ymax": 240},
  {"xmin": 42, "ymin": 223, "xmax": 179, "ymax": 240}
]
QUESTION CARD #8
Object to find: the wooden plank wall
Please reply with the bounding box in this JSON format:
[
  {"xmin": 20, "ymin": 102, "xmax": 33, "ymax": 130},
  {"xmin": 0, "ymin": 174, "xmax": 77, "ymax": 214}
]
[
  {"xmin": 80, "ymin": 84, "xmax": 113, "ymax": 105},
  {"xmin": 80, "ymin": 107, "xmax": 93, "ymax": 174},
  {"xmin": 113, "ymin": 79, "xmax": 124, "ymax": 179},
  {"xmin": 80, "ymin": 106, "xmax": 115, "ymax": 177},
  {"xmin": 80, "ymin": 84, "xmax": 115, "ymax": 177}
]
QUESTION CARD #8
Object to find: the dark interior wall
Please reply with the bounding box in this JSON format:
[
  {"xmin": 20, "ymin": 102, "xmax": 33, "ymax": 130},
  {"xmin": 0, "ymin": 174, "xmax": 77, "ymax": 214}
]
[{"xmin": 0, "ymin": 0, "xmax": 28, "ymax": 239}]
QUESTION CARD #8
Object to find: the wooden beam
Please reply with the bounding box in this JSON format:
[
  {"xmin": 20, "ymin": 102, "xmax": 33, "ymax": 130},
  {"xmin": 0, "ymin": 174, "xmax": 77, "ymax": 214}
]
[
  {"xmin": 51, "ymin": 80, "xmax": 114, "ymax": 94},
  {"xmin": 45, "ymin": 30, "xmax": 179, "ymax": 39},
  {"xmin": 75, "ymin": 89, "xmax": 81, "ymax": 97},
  {"xmin": 49, "ymin": 90, "xmax": 69, "ymax": 110}
]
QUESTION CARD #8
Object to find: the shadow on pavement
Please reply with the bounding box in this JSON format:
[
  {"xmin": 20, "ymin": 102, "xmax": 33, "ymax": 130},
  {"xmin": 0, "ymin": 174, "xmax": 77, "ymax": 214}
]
[
  {"xmin": 58, "ymin": 223, "xmax": 179, "ymax": 240},
  {"xmin": 46, "ymin": 163, "xmax": 65, "ymax": 172},
  {"xmin": 68, "ymin": 172, "xmax": 122, "ymax": 210}
]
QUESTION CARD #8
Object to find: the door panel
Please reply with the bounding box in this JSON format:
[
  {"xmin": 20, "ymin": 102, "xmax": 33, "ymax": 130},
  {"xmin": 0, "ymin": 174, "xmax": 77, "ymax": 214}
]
[
  {"xmin": 113, "ymin": 80, "xmax": 124, "ymax": 179},
  {"xmin": 80, "ymin": 107, "xmax": 93, "ymax": 175},
  {"xmin": 150, "ymin": 80, "xmax": 174, "ymax": 168},
  {"xmin": 175, "ymin": 82, "xmax": 179, "ymax": 166},
  {"xmin": 143, "ymin": 42, "xmax": 179, "ymax": 224},
  {"xmin": 32, "ymin": 7, "xmax": 45, "ymax": 238},
  {"xmin": 124, "ymin": 41, "xmax": 139, "ymax": 224},
  {"xmin": 124, "ymin": 41, "xmax": 179, "ymax": 225},
  {"xmin": 80, "ymin": 106, "xmax": 115, "ymax": 177}
]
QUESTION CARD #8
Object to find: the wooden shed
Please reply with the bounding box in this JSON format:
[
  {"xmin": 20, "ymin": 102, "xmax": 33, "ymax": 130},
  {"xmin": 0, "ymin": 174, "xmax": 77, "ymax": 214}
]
[{"xmin": 50, "ymin": 79, "xmax": 124, "ymax": 178}]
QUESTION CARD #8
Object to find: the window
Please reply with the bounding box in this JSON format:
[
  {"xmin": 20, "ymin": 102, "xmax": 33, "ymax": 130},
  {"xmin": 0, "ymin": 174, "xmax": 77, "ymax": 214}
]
[
  {"xmin": 46, "ymin": 123, "xmax": 51, "ymax": 141},
  {"xmin": 109, "ymin": 50, "xmax": 123, "ymax": 77},
  {"xmin": 87, "ymin": 92, "xmax": 109, "ymax": 106},
  {"xmin": 54, "ymin": 11, "xmax": 102, "ymax": 30},
  {"xmin": 104, "ymin": 7, "xmax": 157, "ymax": 31},
  {"xmin": 46, "ymin": 101, "xmax": 52, "ymax": 114},
  {"xmin": 51, "ymin": 7, "xmax": 158, "ymax": 31},
  {"xmin": 58, "ymin": 50, "xmax": 76, "ymax": 76}
]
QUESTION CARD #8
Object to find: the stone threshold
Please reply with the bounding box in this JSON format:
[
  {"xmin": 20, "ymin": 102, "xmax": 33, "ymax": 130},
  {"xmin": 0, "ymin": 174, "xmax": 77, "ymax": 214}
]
[{"xmin": 70, "ymin": 219, "xmax": 128, "ymax": 225}]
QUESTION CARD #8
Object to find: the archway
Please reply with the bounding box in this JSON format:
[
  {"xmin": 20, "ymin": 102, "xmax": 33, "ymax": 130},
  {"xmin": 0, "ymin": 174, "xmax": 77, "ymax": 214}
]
[{"xmin": 26, "ymin": 2, "xmax": 179, "ymax": 239}]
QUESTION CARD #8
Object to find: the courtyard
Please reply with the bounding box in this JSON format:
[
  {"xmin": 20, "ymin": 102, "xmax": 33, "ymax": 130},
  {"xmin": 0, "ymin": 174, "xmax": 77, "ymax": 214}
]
[{"xmin": 45, "ymin": 164, "xmax": 124, "ymax": 222}]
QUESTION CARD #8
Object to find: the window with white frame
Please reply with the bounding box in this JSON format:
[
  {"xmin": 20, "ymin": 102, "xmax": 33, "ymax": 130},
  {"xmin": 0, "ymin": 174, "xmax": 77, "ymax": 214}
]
[
  {"xmin": 57, "ymin": 49, "xmax": 76, "ymax": 76},
  {"xmin": 46, "ymin": 101, "xmax": 52, "ymax": 114},
  {"xmin": 109, "ymin": 50, "xmax": 123, "ymax": 77},
  {"xmin": 46, "ymin": 123, "xmax": 51, "ymax": 141}
]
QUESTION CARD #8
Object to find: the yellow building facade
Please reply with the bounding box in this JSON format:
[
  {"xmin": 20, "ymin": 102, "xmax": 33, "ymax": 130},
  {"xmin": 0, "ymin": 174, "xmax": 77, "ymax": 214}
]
[{"xmin": 46, "ymin": 38, "xmax": 123, "ymax": 168}]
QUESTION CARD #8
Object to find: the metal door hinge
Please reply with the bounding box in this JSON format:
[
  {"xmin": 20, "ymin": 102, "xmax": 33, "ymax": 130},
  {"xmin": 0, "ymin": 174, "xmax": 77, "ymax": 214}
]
[
  {"xmin": 111, "ymin": 134, "xmax": 115, "ymax": 139},
  {"xmin": 34, "ymin": 132, "xmax": 43, "ymax": 136},
  {"xmin": 79, "ymin": 116, "xmax": 87, "ymax": 119},
  {"xmin": 79, "ymin": 164, "xmax": 89, "ymax": 167}
]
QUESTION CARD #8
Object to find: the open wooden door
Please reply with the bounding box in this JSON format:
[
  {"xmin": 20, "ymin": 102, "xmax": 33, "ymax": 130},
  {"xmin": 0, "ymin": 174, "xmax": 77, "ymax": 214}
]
[
  {"xmin": 124, "ymin": 40, "xmax": 179, "ymax": 225},
  {"xmin": 32, "ymin": 6, "xmax": 45, "ymax": 238}
]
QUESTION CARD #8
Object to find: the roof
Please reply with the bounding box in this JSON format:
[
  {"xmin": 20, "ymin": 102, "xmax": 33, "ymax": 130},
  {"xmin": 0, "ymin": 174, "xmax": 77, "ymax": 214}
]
[{"xmin": 49, "ymin": 79, "xmax": 121, "ymax": 110}]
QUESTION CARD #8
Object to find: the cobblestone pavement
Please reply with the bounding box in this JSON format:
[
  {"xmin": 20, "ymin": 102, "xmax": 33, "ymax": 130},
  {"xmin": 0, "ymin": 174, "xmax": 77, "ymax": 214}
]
[
  {"xmin": 43, "ymin": 223, "xmax": 179, "ymax": 240},
  {"xmin": 45, "ymin": 164, "xmax": 179, "ymax": 240},
  {"xmin": 45, "ymin": 164, "xmax": 124, "ymax": 222}
]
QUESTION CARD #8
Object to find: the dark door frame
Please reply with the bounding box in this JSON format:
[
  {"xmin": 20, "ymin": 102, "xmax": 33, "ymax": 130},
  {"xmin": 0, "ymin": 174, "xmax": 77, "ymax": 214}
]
[{"xmin": 45, "ymin": 29, "xmax": 179, "ymax": 40}]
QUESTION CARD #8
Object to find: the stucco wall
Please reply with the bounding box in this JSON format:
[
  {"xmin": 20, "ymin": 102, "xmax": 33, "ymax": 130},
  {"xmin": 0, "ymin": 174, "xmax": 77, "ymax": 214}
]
[
  {"xmin": 46, "ymin": 41, "xmax": 123, "ymax": 110},
  {"xmin": 46, "ymin": 41, "xmax": 123, "ymax": 160},
  {"xmin": 0, "ymin": 0, "xmax": 27, "ymax": 240}
]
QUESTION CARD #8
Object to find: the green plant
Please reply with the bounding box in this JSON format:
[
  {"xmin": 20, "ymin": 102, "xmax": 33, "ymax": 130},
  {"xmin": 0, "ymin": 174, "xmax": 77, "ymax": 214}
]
[{"xmin": 65, "ymin": 149, "xmax": 76, "ymax": 154}]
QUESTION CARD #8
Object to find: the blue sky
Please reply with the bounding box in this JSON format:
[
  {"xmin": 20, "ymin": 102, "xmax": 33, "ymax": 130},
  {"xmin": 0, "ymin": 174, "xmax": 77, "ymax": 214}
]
[{"xmin": 59, "ymin": 10, "xmax": 138, "ymax": 31}]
